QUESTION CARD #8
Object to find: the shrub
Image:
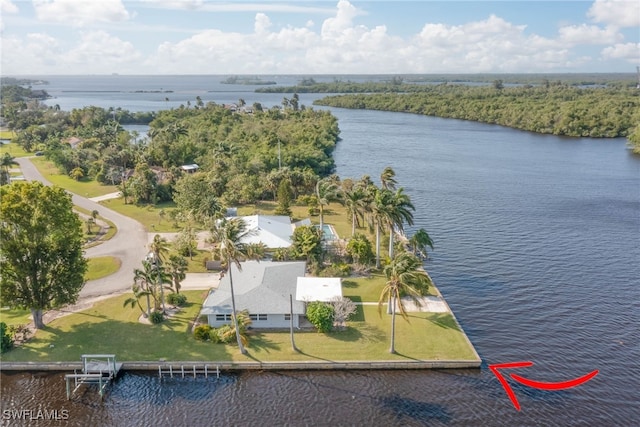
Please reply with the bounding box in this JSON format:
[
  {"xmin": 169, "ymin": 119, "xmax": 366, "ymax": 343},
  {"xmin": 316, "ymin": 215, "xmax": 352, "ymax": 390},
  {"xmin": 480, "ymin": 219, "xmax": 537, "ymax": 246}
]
[
  {"xmin": 319, "ymin": 263, "xmax": 351, "ymax": 277},
  {"xmin": 306, "ymin": 301, "xmax": 334, "ymax": 333},
  {"xmin": 216, "ymin": 324, "xmax": 235, "ymax": 343},
  {"xmin": 149, "ymin": 310, "xmax": 164, "ymax": 324},
  {"xmin": 194, "ymin": 324, "xmax": 213, "ymax": 341},
  {"xmin": 167, "ymin": 293, "xmax": 187, "ymax": 306},
  {"xmin": 0, "ymin": 322, "xmax": 14, "ymax": 353}
]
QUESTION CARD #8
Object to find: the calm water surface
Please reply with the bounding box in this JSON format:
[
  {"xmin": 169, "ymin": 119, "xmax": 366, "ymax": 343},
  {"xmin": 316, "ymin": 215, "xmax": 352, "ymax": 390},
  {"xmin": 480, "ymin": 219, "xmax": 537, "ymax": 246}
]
[{"xmin": 2, "ymin": 76, "xmax": 639, "ymax": 426}]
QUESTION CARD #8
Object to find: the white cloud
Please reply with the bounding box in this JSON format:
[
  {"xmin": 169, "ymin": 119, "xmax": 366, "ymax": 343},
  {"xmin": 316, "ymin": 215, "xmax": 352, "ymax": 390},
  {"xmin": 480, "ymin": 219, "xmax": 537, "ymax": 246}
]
[
  {"xmin": 61, "ymin": 31, "xmax": 142, "ymax": 71},
  {"xmin": 587, "ymin": 0, "xmax": 640, "ymax": 28},
  {"xmin": 1, "ymin": 0, "xmax": 18, "ymax": 13},
  {"xmin": 33, "ymin": 0, "xmax": 131, "ymax": 27},
  {"xmin": 558, "ymin": 24, "xmax": 623, "ymax": 45},
  {"xmin": 2, "ymin": 0, "xmax": 634, "ymax": 75},
  {"xmin": 601, "ymin": 42, "xmax": 640, "ymax": 61}
]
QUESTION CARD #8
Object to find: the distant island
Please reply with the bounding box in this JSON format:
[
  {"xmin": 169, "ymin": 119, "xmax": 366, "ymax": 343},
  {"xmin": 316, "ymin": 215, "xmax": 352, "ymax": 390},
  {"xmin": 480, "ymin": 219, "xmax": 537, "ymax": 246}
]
[
  {"xmin": 1, "ymin": 77, "xmax": 49, "ymax": 86},
  {"xmin": 221, "ymin": 76, "xmax": 277, "ymax": 85}
]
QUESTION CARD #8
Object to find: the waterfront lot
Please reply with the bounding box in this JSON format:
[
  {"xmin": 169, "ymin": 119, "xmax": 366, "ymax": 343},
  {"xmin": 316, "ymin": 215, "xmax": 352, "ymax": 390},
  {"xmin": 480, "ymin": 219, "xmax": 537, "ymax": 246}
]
[{"xmin": 0, "ymin": 285, "xmax": 478, "ymax": 363}]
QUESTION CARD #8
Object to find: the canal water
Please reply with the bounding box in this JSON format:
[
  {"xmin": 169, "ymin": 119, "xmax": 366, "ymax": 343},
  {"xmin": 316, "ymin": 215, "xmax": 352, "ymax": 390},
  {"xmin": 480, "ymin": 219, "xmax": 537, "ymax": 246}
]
[{"xmin": 1, "ymin": 76, "xmax": 638, "ymax": 426}]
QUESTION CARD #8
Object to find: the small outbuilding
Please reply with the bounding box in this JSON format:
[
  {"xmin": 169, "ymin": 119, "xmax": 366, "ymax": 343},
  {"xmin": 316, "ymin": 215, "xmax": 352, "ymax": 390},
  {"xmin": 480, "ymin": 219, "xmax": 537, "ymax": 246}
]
[{"xmin": 295, "ymin": 277, "xmax": 343, "ymax": 302}]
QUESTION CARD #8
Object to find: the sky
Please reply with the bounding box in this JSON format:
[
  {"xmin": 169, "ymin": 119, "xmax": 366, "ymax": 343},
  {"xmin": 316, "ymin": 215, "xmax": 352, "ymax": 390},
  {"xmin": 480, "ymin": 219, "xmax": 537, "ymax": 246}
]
[{"xmin": 0, "ymin": 0, "xmax": 638, "ymax": 75}]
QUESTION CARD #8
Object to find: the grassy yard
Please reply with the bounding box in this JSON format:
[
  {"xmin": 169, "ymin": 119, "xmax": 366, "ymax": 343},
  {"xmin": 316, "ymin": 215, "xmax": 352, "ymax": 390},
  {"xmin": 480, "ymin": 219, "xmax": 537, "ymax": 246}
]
[
  {"xmin": 85, "ymin": 256, "xmax": 122, "ymax": 281},
  {"xmin": 30, "ymin": 157, "xmax": 117, "ymax": 198},
  {"xmin": 0, "ymin": 142, "xmax": 30, "ymax": 158},
  {"xmin": 0, "ymin": 289, "xmax": 477, "ymax": 363},
  {"xmin": 99, "ymin": 198, "xmax": 182, "ymax": 232},
  {"xmin": 343, "ymin": 274, "xmax": 439, "ymax": 302},
  {"xmin": 0, "ymin": 307, "xmax": 32, "ymax": 327}
]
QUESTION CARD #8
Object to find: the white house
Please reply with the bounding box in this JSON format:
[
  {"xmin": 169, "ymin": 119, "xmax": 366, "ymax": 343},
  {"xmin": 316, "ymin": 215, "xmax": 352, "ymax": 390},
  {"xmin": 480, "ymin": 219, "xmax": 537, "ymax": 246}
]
[{"xmin": 201, "ymin": 261, "xmax": 307, "ymax": 329}]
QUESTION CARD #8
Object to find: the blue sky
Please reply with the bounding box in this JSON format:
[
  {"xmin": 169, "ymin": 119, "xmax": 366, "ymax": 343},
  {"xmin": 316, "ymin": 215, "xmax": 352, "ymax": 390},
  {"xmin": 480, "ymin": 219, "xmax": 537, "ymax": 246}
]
[{"xmin": 1, "ymin": 0, "xmax": 638, "ymax": 75}]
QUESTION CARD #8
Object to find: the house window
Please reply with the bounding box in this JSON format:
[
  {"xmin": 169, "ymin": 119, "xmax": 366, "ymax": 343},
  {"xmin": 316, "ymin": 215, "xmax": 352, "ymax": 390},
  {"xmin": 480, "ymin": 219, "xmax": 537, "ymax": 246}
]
[
  {"xmin": 215, "ymin": 314, "xmax": 225, "ymax": 321},
  {"xmin": 258, "ymin": 314, "xmax": 268, "ymax": 321},
  {"xmin": 249, "ymin": 314, "xmax": 258, "ymax": 321},
  {"xmin": 284, "ymin": 314, "xmax": 291, "ymax": 321},
  {"xmin": 215, "ymin": 314, "xmax": 232, "ymax": 321}
]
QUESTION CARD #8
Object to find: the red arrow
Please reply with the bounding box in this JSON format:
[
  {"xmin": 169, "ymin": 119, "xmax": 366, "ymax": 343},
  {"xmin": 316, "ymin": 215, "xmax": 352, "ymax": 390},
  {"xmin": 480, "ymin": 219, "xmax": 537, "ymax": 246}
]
[{"xmin": 489, "ymin": 361, "xmax": 599, "ymax": 411}]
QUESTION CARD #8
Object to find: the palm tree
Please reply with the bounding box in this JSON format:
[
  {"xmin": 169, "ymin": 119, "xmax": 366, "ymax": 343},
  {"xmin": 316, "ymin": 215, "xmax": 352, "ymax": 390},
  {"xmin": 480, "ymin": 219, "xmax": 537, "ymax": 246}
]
[
  {"xmin": 385, "ymin": 188, "xmax": 415, "ymax": 260},
  {"xmin": 149, "ymin": 234, "xmax": 170, "ymax": 313},
  {"xmin": 342, "ymin": 184, "xmax": 368, "ymax": 236},
  {"xmin": 380, "ymin": 166, "xmax": 397, "ymax": 190},
  {"xmin": 315, "ymin": 176, "xmax": 340, "ymax": 232},
  {"xmin": 378, "ymin": 252, "xmax": 433, "ymax": 354},
  {"xmin": 218, "ymin": 310, "xmax": 252, "ymax": 347},
  {"xmin": 408, "ymin": 228, "xmax": 434, "ymax": 260},
  {"xmin": 123, "ymin": 282, "xmax": 152, "ymax": 317},
  {"xmin": 167, "ymin": 254, "xmax": 188, "ymax": 294},
  {"xmin": 209, "ymin": 217, "xmax": 259, "ymax": 354},
  {"xmin": 133, "ymin": 260, "xmax": 158, "ymax": 317}
]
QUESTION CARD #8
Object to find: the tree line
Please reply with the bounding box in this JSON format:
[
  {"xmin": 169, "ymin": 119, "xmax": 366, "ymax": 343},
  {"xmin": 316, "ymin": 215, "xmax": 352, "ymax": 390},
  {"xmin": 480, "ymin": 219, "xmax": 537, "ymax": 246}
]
[{"xmin": 312, "ymin": 83, "xmax": 640, "ymax": 142}]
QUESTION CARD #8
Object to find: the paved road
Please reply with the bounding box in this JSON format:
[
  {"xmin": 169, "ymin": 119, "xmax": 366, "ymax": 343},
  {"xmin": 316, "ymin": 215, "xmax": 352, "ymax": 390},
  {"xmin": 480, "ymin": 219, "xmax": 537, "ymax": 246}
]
[{"xmin": 16, "ymin": 158, "xmax": 149, "ymax": 298}]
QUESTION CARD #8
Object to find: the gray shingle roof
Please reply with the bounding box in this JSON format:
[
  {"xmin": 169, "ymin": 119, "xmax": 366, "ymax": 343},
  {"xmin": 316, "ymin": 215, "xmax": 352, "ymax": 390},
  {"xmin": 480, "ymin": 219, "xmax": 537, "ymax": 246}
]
[{"xmin": 201, "ymin": 261, "xmax": 306, "ymax": 315}]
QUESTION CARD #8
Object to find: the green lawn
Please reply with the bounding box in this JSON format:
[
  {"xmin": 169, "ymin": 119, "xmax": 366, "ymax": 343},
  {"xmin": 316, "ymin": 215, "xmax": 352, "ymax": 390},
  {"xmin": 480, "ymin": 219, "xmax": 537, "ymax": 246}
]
[
  {"xmin": 99, "ymin": 198, "xmax": 182, "ymax": 232},
  {"xmin": 30, "ymin": 157, "xmax": 117, "ymax": 198},
  {"xmin": 343, "ymin": 273, "xmax": 438, "ymax": 302},
  {"xmin": 75, "ymin": 205, "xmax": 118, "ymax": 245},
  {"xmin": 0, "ymin": 307, "xmax": 32, "ymax": 327},
  {"xmin": 85, "ymin": 256, "xmax": 121, "ymax": 281},
  {"xmin": 0, "ymin": 290, "xmax": 478, "ymax": 363},
  {"xmin": 0, "ymin": 142, "xmax": 30, "ymax": 158}
]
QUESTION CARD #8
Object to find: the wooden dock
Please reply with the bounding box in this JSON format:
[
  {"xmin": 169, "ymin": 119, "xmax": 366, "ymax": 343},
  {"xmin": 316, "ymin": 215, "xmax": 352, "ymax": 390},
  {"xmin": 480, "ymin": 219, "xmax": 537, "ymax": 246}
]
[{"xmin": 65, "ymin": 354, "xmax": 122, "ymax": 400}]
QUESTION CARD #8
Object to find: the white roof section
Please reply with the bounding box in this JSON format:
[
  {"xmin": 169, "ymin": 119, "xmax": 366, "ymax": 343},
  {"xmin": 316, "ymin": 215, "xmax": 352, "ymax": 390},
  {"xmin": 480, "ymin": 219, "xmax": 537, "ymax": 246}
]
[
  {"xmin": 296, "ymin": 277, "xmax": 343, "ymax": 302},
  {"xmin": 237, "ymin": 215, "xmax": 294, "ymax": 249}
]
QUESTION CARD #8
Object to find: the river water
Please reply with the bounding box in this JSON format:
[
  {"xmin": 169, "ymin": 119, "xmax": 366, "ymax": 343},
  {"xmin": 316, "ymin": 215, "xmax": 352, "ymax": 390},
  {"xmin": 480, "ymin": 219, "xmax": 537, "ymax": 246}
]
[{"xmin": 1, "ymin": 76, "xmax": 639, "ymax": 426}]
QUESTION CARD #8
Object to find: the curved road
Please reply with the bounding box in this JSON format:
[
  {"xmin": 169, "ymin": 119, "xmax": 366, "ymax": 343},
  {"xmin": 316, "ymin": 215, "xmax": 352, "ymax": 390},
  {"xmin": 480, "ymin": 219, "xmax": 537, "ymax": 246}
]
[{"xmin": 16, "ymin": 158, "xmax": 149, "ymax": 298}]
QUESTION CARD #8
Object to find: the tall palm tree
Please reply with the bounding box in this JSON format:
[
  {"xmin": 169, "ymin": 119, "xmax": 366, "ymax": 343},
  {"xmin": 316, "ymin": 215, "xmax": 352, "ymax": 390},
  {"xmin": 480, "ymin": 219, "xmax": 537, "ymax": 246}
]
[
  {"xmin": 123, "ymin": 282, "xmax": 152, "ymax": 317},
  {"xmin": 378, "ymin": 252, "xmax": 433, "ymax": 354},
  {"xmin": 342, "ymin": 184, "xmax": 368, "ymax": 236},
  {"xmin": 380, "ymin": 166, "xmax": 397, "ymax": 191},
  {"xmin": 167, "ymin": 254, "xmax": 188, "ymax": 294},
  {"xmin": 149, "ymin": 234, "xmax": 170, "ymax": 313},
  {"xmin": 133, "ymin": 260, "xmax": 158, "ymax": 317},
  {"xmin": 209, "ymin": 217, "xmax": 259, "ymax": 354},
  {"xmin": 385, "ymin": 188, "xmax": 415, "ymax": 260},
  {"xmin": 315, "ymin": 176, "xmax": 340, "ymax": 232},
  {"xmin": 408, "ymin": 228, "xmax": 434, "ymax": 260}
]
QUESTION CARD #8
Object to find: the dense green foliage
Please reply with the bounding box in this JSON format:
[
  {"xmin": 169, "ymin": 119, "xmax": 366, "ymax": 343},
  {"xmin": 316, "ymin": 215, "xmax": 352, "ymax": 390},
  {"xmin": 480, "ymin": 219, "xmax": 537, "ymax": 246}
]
[
  {"xmin": 314, "ymin": 84, "xmax": 640, "ymax": 139},
  {"xmin": 1, "ymin": 89, "xmax": 340, "ymax": 205},
  {"xmin": 306, "ymin": 301, "xmax": 334, "ymax": 333},
  {"xmin": 166, "ymin": 292, "xmax": 187, "ymax": 306},
  {"xmin": 257, "ymin": 74, "xmax": 637, "ymax": 93},
  {"xmin": 0, "ymin": 182, "xmax": 88, "ymax": 328},
  {"xmin": 0, "ymin": 322, "xmax": 14, "ymax": 353}
]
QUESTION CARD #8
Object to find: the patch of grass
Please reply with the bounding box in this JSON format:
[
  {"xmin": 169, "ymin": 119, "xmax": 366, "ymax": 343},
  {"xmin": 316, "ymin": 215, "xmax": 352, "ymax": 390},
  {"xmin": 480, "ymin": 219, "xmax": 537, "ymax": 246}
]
[
  {"xmin": 85, "ymin": 256, "xmax": 121, "ymax": 281},
  {"xmin": 0, "ymin": 130, "xmax": 17, "ymax": 139},
  {"xmin": 0, "ymin": 307, "xmax": 32, "ymax": 327},
  {"xmin": 99, "ymin": 198, "xmax": 182, "ymax": 232},
  {"xmin": 343, "ymin": 273, "xmax": 439, "ymax": 302},
  {"xmin": 182, "ymin": 249, "xmax": 211, "ymax": 273},
  {"xmin": 75, "ymin": 206, "xmax": 118, "ymax": 246},
  {"xmin": 30, "ymin": 157, "xmax": 117, "ymax": 198},
  {"xmin": 0, "ymin": 291, "xmax": 477, "ymax": 363},
  {"xmin": 0, "ymin": 142, "xmax": 30, "ymax": 158}
]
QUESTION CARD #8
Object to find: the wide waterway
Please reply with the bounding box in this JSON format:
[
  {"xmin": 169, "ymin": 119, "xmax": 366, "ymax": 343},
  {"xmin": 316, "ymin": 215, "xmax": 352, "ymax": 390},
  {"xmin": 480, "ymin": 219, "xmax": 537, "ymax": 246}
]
[{"xmin": 1, "ymin": 75, "xmax": 639, "ymax": 426}]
